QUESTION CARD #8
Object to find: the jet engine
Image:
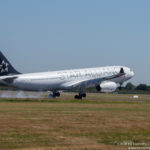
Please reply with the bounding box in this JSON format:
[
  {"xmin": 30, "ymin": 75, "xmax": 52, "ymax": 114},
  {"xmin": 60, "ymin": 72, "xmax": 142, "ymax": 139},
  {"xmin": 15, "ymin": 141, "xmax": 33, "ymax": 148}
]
[{"xmin": 96, "ymin": 81, "xmax": 118, "ymax": 93}]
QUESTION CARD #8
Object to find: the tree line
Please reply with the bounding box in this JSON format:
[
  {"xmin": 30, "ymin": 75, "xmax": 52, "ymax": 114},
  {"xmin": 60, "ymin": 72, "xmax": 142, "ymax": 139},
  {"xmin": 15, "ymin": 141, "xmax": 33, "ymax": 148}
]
[
  {"xmin": 117, "ymin": 82, "xmax": 150, "ymax": 94},
  {"xmin": 124, "ymin": 82, "xmax": 150, "ymax": 91}
]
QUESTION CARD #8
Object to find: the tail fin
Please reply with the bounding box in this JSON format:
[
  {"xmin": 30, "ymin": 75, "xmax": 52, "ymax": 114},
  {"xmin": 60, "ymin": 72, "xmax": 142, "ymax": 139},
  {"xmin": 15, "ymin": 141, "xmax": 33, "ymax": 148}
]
[{"xmin": 0, "ymin": 51, "xmax": 20, "ymax": 76}]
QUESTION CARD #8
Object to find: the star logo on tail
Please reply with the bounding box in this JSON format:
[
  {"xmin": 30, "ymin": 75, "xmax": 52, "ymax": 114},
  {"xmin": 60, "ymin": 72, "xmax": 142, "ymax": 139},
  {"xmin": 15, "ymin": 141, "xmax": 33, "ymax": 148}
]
[{"xmin": 0, "ymin": 60, "xmax": 9, "ymax": 73}]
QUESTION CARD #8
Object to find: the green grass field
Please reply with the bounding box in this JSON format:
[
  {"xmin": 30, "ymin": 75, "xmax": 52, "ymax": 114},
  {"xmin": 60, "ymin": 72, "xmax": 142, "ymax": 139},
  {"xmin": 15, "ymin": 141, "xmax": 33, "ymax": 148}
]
[{"xmin": 0, "ymin": 93, "xmax": 150, "ymax": 150}]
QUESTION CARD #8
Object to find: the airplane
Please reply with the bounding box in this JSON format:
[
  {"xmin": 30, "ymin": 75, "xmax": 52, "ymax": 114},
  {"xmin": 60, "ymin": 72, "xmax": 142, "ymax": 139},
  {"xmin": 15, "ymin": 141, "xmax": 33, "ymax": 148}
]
[{"xmin": 0, "ymin": 51, "xmax": 134, "ymax": 99}]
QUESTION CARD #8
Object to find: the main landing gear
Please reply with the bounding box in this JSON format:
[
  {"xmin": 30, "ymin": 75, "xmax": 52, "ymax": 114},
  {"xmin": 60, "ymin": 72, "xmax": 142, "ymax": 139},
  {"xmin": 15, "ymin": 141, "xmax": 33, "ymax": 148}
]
[
  {"xmin": 74, "ymin": 93, "xmax": 86, "ymax": 99},
  {"xmin": 48, "ymin": 91, "xmax": 60, "ymax": 98},
  {"xmin": 48, "ymin": 91, "xmax": 86, "ymax": 99},
  {"xmin": 118, "ymin": 83, "xmax": 123, "ymax": 90}
]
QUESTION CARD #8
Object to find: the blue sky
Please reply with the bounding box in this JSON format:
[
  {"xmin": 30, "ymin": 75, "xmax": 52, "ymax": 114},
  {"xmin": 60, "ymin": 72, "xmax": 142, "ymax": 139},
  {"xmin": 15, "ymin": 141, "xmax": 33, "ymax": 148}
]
[{"xmin": 0, "ymin": 0, "xmax": 150, "ymax": 85}]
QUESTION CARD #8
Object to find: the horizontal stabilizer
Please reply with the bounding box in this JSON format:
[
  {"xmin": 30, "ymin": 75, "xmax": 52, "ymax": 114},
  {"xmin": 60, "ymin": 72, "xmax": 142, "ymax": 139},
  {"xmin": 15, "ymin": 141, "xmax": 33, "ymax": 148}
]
[{"xmin": 0, "ymin": 76, "xmax": 18, "ymax": 84}]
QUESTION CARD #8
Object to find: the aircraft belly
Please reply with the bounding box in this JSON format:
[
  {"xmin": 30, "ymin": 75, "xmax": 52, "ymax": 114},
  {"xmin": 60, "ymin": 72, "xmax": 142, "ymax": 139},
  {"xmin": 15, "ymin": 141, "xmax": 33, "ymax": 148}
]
[{"xmin": 13, "ymin": 79, "xmax": 63, "ymax": 91}]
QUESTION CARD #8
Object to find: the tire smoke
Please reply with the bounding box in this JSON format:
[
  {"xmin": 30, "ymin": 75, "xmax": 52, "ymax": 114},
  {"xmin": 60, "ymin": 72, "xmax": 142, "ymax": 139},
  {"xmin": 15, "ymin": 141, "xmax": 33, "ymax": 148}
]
[{"xmin": 0, "ymin": 91, "xmax": 43, "ymax": 99}]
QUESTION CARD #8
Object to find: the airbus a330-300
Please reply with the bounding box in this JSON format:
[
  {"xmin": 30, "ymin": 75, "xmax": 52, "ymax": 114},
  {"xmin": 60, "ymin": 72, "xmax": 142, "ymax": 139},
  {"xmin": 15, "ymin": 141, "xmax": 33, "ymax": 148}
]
[{"xmin": 0, "ymin": 51, "xmax": 134, "ymax": 99}]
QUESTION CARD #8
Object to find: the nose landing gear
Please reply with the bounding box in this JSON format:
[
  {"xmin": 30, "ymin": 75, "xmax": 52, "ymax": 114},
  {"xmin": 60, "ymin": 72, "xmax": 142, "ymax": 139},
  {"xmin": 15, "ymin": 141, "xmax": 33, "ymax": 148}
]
[{"xmin": 118, "ymin": 83, "xmax": 123, "ymax": 90}]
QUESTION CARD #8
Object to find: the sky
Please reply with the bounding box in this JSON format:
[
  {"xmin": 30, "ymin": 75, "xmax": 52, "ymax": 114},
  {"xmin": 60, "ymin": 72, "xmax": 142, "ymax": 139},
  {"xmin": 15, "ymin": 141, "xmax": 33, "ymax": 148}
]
[{"xmin": 0, "ymin": 0, "xmax": 150, "ymax": 85}]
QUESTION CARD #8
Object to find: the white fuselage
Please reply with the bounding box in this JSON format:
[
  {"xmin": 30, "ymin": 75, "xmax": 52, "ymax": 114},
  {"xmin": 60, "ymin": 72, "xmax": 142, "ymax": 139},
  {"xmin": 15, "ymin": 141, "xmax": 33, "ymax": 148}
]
[{"xmin": 6, "ymin": 66, "xmax": 134, "ymax": 91}]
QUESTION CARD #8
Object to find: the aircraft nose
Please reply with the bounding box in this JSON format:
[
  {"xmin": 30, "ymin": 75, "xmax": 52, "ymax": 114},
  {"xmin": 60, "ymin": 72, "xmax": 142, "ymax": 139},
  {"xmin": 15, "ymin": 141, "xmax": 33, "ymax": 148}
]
[{"xmin": 129, "ymin": 71, "xmax": 134, "ymax": 78}]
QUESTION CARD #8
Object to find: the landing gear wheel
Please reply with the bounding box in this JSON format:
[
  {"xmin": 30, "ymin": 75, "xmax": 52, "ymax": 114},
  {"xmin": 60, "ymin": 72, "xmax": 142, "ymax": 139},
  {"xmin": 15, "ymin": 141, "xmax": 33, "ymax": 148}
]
[
  {"xmin": 75, "ymin": 95, "xmax": 78, "ymax": 99},
  {"xmin": 55, "ymin": 92, "xmax": 60, "ymax": 97},
  {"xmin": 119, "ymin": 83, "xmax": 123, "ymax": 90},
  {"xmin": 82, "ymin": 93, "xmax": 86, "ymax": 98},
  {"xmin": 118, "ymin": 86, "xmax": 122, "ymax": 90},
  {"xmin": 74, "ymin": 95, "xmax": 82, "ymax": 99},
  {"xmin": 74, "ymin": 93, "xmax": 86, "ymax": 99},
  {"xmin": 48, "ymin": 92, "xmax": 60, "ymax": 98}
]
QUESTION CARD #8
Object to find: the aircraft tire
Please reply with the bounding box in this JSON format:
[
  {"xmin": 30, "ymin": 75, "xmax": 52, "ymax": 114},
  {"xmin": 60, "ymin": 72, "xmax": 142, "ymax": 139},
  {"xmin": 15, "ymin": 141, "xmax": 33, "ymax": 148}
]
[
  {"xmin": 82, "ymin": 93, "xmax": 86, "ymax": 97},
  {"xmin": 74, "ymin": 95, "xmax": 82, "ymax": 99},
  {"xmin": 55, "ymin": 92, "xmax": 60, "ymax": 97}
]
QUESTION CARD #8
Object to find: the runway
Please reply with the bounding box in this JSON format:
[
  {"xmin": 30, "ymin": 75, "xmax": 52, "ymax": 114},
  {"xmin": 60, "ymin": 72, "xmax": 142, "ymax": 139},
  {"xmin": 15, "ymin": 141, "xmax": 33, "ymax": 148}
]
[{"xmin": 0, "ymin": 90, "xmax": 150, "ymax": 102}]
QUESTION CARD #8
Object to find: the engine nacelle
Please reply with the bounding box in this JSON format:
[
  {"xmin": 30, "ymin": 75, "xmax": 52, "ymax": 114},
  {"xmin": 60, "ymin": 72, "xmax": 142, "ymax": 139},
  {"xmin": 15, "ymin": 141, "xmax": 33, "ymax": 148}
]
[{"xmin": 96, "ymin": 81, "xmax": 117, "ymax": 93}]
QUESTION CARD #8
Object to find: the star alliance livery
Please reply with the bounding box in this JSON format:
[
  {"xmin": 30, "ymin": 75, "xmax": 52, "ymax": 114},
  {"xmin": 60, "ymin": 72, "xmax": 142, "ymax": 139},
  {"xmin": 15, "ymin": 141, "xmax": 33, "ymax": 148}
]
[{"xmin": 0, "ymin": 51, "xmax": 134, "ymax": 99}]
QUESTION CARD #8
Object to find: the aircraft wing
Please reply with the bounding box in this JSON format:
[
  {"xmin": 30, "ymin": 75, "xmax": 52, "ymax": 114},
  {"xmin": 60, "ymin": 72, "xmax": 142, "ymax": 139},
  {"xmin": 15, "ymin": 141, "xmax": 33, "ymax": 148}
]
[
  {"xmin": 62, "ymin": 77, "xmax": 103, "ymax": 89},
  {"xmin": 0, "ymin": 76, "xmax": 18, "ymax": 84},
  {"xmin": 61, "ymin": 71, "xmax": 125, "ymax": 90}
]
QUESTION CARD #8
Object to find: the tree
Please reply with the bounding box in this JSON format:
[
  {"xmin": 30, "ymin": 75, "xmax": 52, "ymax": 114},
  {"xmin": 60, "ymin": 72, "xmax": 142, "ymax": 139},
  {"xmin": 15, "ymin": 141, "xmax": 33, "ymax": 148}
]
[
  {"xmin": 135, "ymin": 84, "xmax": 149, "ymax": 91},
  {"xmin": 125, "ymin": 82, "xmax": 135, "ymax": 90}
]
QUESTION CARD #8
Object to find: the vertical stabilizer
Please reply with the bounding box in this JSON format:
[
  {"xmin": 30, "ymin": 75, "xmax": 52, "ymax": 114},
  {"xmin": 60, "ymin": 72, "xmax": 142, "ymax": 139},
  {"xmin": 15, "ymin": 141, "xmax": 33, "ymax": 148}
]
[{"xmin": 0, "ymin": 51, "xmax": 20, "ymax": 76}]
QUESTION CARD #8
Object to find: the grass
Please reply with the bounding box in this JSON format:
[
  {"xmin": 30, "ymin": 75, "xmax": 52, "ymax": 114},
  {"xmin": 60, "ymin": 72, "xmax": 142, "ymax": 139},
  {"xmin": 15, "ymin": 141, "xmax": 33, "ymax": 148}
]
[{"xmin": 0, "ymin": 93, "xmax": 150, "ymax": 150}]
